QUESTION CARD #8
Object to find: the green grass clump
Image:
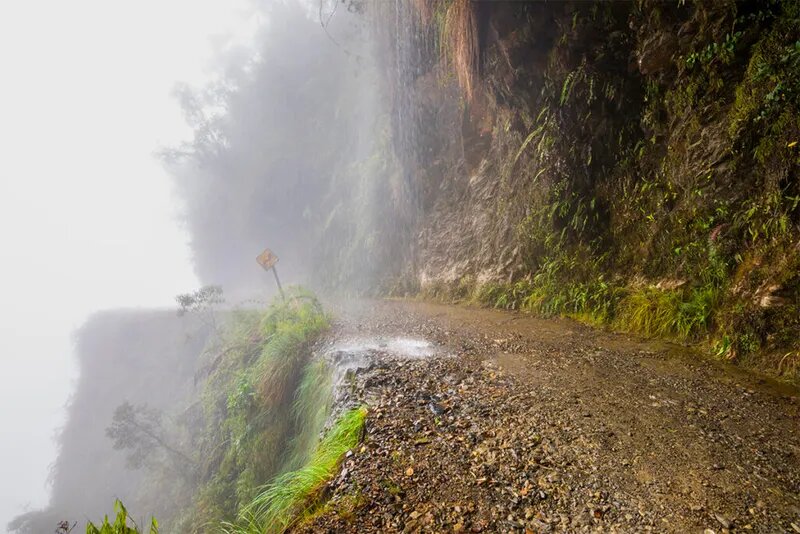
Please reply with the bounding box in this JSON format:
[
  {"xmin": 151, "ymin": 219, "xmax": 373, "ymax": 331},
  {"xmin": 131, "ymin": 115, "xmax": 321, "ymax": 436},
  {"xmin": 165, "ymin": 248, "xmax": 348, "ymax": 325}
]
[
  {"xmin": 224, "ymin": 406, "xmax": 368, "ymax": 534},
  {"xmin": 614, "ymin": 285, "xmax": 719, "ymax": 341},
  {"xmin": 286, "ymin": 359, "xmax": 334, "ymax": 470},
  {"xmin": 86, "ymin": 500, "xmax": 158, "ymax": 534},
  {"xmin": 255, "ymin": 307, "xmax": 328, "ymax": 408},
  {"xmin": 178, "ymin": 288, "xmax": 334, "ymax": 531},
  {"xmin": 447, "ymin": 272, "xmax": 720, "ymax": 343}
]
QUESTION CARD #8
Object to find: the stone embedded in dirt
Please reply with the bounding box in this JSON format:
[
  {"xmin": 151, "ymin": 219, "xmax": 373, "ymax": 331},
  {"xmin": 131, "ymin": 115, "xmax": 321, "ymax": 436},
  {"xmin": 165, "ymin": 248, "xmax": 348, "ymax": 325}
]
[
  {"xmin": 714, "ymin": 513, "xmax": 732, "ymax": 529},
  {"xmin": 428, "ymin": 401, "xmax": 445, "ymax": 416}
]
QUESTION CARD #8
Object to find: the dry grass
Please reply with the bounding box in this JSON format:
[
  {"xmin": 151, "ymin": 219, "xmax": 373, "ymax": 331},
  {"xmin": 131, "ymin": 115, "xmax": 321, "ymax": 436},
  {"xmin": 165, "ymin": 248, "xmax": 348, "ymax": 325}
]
[
  {"xmin": 408, "ymin": 0, "xmax": 480, "ymax": 100},
  {"xmin": 777, "ymin": 351, "xmax": 800, "ymax": 379},
  {"xmin": 444, "ymin": 0, "xmax": 479, "ymax": 100}
]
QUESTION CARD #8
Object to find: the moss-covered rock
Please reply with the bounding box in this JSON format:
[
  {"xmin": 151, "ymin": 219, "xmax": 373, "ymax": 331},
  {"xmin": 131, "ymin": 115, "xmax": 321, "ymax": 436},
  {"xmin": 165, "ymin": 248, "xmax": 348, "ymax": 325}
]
[{"xmin": 385, "ymin": 0, "xmax": 799, "ymax": 382}]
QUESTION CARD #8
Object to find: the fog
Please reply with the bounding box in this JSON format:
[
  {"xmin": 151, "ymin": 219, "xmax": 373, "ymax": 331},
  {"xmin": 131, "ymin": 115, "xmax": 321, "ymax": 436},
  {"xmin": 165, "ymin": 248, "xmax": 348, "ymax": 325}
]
[
  {"xmin": 161, "ymin": 1, "xmax": 406, "ymax": 298},
  {"xmin": 0, "ymin": 1, "xmax": 260, "ymax": 531},
  {"xmin": 0, "ymin": 0, "xmax": 406, "ymax": 531}
]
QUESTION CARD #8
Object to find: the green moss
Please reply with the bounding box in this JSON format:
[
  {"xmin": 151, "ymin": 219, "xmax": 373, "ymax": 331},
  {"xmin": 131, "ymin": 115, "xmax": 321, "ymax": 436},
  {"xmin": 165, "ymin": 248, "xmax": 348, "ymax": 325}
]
[
  {"xmin": 331, "ymin": 491, "xmax": 367, "ymax": 522},
  {"xmin": 728, "ymin": 3, "xmax": 800, "ymax": 156}
]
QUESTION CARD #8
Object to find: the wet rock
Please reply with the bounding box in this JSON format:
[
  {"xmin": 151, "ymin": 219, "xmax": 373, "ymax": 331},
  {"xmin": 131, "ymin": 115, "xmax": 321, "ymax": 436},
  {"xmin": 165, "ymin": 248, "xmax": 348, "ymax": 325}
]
[
  {"xmin": 637, "ymin": 32, "xmax": 678, "ymax": 75},
  {"xmin": 428, "ymin": 401, "xmax": 445, "ymax": 416}
]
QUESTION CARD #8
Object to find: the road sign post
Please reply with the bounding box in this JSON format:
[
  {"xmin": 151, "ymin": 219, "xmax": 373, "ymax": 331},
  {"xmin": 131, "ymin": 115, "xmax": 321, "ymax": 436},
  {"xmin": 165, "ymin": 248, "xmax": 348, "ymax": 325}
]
[
  {"xmin": 256, "ymin": 248, "xmax": 285, "ymax": 302},
  {"xmin": 271, "ymin": 264, "xmax": 285, "ymax": 301}
]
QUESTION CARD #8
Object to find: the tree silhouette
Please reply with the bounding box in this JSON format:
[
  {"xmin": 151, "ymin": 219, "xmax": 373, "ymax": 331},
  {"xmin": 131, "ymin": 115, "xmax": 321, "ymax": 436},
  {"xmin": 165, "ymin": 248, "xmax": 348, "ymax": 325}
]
[
  {"xmin": 106, "ymin": 402, "xmax": 195, "ymax": 480},
  {"xmin": 175, "ymin": 285, "xmax": 224, "ymax": 330}
]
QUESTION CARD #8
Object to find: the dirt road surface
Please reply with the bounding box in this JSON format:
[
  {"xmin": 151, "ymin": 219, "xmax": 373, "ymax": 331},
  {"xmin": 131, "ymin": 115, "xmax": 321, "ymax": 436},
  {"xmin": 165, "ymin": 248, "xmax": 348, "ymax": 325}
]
[{"xmin": 297, "ymin": 300, "xmax": 800, "ymax": 533}]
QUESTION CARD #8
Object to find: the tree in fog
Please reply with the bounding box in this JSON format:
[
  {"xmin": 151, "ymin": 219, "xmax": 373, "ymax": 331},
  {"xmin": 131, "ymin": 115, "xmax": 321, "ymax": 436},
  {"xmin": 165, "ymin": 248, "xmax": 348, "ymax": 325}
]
[
  {"xmin": 106, "ymin": 402, "xmax": 196, "ymax": 480},
  {"xmin": 175, "ymin": 285, "xmax": 224, "ymax": 331},
  {"xmin": 160, "ymin": 0, "xmax": 388, "ymax": 296}
]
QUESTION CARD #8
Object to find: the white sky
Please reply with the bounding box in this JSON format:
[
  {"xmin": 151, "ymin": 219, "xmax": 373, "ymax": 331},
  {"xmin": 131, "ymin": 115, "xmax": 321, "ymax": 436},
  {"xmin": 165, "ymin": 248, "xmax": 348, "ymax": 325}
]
[{"xmin": 0, "ymin": 1, "xmax": 259, "ymax": 531}]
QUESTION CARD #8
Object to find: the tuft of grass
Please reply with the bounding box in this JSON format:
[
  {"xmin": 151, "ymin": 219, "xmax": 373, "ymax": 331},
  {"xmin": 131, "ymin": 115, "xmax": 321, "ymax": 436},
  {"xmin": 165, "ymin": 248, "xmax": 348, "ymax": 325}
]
[
  {"xmin": 614, "ymin": 287, "xmax": 681, "ymax": 338},
  {"xmin": 615, "ymin": 285, "xmax": 719, "ymax": 341},
  {"xmin": 447, "ymin": 273, "xmax": 719, "ymax": 344},
  {"xmin": 777, "ymin": 351, "xmax": 800, "ymax": 378},
  {"xmin": 255, "ymin": 296, "xmax": 329, "ymax": 408},
  {"xmin": 224, "ymin": 406, "xmax": 368, "ymax": 534},
  {"xmin": 86, "ymin": 500, "xmax": 158, "ymax": 534},
  {"xmin": 286, "ymin": 359, "xmax": 334, "ymax": 470}
]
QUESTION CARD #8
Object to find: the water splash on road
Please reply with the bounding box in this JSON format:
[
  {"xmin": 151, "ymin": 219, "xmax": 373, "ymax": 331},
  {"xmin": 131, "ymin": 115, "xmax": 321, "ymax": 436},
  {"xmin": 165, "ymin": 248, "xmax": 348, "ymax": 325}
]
[{"xmin": 322, "ymin": 335, "xmax": 437, "ymax": 405}]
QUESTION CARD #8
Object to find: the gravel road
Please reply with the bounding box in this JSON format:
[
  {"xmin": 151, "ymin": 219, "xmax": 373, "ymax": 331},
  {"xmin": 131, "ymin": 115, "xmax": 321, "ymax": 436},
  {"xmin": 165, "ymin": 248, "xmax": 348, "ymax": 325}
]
[{"xmin": 296, "ymin": 299, "xmax": 800, "ymax": 533}]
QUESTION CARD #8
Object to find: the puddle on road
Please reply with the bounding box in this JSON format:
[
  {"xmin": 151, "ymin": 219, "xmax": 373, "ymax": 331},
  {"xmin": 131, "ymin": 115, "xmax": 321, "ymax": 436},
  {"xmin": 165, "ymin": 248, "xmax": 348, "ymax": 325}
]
[
  {"xmin": 332, "ymin": 337, "xmax": 436, "ymax": 359},
  {"xmin": 322, "ymin": 336, "xmax": 437, "ymax": 399}
]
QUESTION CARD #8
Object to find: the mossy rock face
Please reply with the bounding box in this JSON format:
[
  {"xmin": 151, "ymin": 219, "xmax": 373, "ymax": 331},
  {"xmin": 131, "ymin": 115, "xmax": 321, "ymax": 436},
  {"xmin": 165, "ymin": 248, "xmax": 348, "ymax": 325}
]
[{"xmin": 397, "ymin": 1, "xmax": 800, "ymax": 382}]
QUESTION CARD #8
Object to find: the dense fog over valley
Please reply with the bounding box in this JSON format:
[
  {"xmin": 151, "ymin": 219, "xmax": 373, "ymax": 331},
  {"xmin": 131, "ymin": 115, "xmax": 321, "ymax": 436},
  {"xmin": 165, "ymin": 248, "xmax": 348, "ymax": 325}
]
[
  {"xmin": 0, "ymin": 1, "xmax": 256, "ymax": 531},
  {"xmin": 2, "ymin": 1, "xmax": 395, "ymax": 531}
]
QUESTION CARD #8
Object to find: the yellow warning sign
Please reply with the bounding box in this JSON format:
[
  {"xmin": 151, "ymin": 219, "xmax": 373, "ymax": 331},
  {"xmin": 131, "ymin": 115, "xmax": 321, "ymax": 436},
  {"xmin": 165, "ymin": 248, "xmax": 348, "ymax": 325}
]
[{"xmin": 256, "ymin": 248, "xmax": 279, "ymax": 270}]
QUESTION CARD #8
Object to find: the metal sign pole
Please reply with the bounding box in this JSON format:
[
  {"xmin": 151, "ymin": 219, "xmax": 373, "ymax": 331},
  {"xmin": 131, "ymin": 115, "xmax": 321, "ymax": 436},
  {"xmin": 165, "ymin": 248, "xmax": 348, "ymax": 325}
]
[{"xmin": 272, "ymin": 265, "xmax": 286, "ymax": 302}]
